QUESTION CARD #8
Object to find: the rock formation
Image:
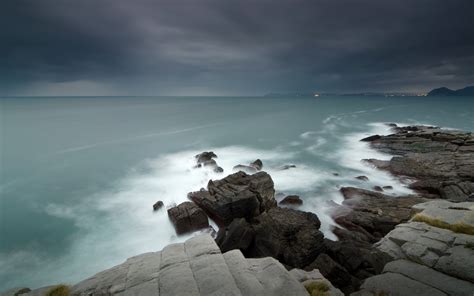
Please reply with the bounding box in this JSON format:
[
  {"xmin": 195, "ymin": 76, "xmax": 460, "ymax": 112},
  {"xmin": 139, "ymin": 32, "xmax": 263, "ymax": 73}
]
[{"xmin": 188, "ymin": 171, "xmax": 276, "ymax": 226}]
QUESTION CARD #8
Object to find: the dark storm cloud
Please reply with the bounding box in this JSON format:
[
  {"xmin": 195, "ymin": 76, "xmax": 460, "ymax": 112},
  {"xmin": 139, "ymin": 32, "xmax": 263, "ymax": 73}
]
[{"xmin": 1, "ymin": 0, "xmax": 473, "ymax": 95}]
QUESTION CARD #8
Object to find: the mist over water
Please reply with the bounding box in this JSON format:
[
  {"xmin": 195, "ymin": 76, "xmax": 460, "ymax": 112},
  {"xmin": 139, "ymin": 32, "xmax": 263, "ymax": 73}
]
[{"xmin": 1, "ymin": 96, "xmax": 473, "ymax": 290}]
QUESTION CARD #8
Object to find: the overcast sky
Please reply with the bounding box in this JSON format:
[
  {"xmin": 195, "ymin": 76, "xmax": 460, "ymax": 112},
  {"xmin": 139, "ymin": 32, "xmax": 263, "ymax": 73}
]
[{"xmin": 1, "ymin": 0, "xmax": 473, "ymax": 96}]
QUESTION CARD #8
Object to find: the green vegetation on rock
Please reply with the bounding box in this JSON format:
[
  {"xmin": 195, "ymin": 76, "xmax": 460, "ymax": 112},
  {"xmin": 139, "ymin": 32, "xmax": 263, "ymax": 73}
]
[
  {"xmin": 304, "ymin": 280, "xmax": 330, "ymax": 296},
  {"xmin": 45, "ymin": 285, "xmax": 70, "ymax": 296},
  {"xmin": 412, "ymin": 213, "xmax": 474, "ymax": 235}
]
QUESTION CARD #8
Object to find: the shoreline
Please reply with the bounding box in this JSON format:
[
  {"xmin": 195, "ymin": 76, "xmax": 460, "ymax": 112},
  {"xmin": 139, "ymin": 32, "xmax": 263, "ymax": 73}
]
[{"xmin": 3, "ymin": 123, "xmax": 473, "ymax": 296}]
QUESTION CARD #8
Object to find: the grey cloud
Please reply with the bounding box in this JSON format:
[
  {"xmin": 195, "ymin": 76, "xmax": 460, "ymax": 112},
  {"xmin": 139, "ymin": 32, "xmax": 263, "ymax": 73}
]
[{"xmin": 1, "ymin": 0, "xmax": 473, "ymax": 95}]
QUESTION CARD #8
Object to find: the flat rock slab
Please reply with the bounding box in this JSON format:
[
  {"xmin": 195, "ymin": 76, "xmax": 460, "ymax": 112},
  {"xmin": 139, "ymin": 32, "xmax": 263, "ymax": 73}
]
[
  {"xmin": 19, "ymin": 234, "xmax": 315, "ymax": 296},
  {"xmin": 356, "ymin": 272, "xmax": 447, "ymax": 296},
  {"xmin": 361, "ymin": 125, "xmax": 474, "ymax": 201},
  {"xmin": 384, "ymin": 259, "xmax": 474, "ymax": 296},
  {"xmin": 413, "ymin": 200, "xmax": 474, "ymax": 228},
  {"xmin": 376, "ymin": 221, "xmax": 474, "ymax": 279}
]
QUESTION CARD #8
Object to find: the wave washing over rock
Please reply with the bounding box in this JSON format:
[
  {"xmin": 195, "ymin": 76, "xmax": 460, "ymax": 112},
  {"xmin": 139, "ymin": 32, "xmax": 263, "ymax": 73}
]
[{"xmin": 2, "ymin": 123, "xmax": 474, "ymax": 296}]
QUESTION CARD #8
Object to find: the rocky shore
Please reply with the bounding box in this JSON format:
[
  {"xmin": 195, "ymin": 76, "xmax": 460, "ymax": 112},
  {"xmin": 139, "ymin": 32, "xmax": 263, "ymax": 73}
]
[{"xmin": 3, "ymin": 124, "xmax": 473, "ymax": 296}]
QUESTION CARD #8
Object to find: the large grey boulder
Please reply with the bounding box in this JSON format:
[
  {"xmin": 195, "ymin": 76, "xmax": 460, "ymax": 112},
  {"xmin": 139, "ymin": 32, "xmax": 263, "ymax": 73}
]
[
  {"xmin": 188, "ymin": 171, "xmax": 276, "ymax": 226},
  {"xmin": 355, "ymin": 272, "xmax": 447, "ymax": 296},
  {"xmin": 384, "ymin": 259, "xmax": 474, "ymax": 296},
  {"xmin": 167, "ymin": 201, "xmax": 209, "ymax": 234},
  {"xmin": 67, "ymin": 234, "xmax": 310, "ymax": 296}
]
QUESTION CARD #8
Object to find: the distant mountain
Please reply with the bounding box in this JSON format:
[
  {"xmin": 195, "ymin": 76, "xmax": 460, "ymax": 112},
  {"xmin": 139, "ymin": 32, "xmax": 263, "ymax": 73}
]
[{"xmin": 427, "ymin": 86, "xmax": 474, "ymax": 96}]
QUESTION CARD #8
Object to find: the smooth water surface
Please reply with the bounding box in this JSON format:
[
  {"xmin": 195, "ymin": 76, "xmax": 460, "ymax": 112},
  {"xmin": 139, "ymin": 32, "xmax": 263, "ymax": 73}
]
[{"xmin": 1, "ymin": 95, "xmax": 473, "ymax": 290}]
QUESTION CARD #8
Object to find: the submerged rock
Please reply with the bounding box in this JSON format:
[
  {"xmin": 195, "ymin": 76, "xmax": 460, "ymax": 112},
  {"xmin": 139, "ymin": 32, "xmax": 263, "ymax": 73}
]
[
  {"xmin": 279, "ymin": 164, "xmax": 296, "ymax": 170},
  {"xmin": 152, "ymin": 200, "xmax": 164, "ymax": 211},
  {"xmin": 167, "ymin": 202, "xmax": 209, "ymax": 235},
  {"xmin": 233, "ymin": 159, "xmax": 264, "ymax": 174},
  {"xmin": 373, "ymin": 186, "xmax": 383, "ymax": 192},
  {"xmin": 279, "ymin": 195, "xmax": 303, "ymax": 206},
  {"xmin": 232, "ymin": 164, "xmax": 258, "ymax": 174},
  {"xmin": 355, "ymin": 175, "xmax": 369, "ymax": 181},
  {"xmin": 188, "ymin": 171, "xmax": 276, "ymax": 226},
  {"xmin": 194, "ymin": 151, "xmax": 223, "ymax": 173},
  {"xmin": 250, "ymin": 159, "xmax": 263, "ymax": 171}
]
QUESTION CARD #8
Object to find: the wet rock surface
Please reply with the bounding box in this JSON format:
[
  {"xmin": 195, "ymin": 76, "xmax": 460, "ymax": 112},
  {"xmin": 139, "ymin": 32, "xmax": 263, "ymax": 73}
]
[
  {"xmin": 152, "ymin": 200, "xmax": 164, "ymax": 211},
  {"xmin": 279, "ymin": 195, "xmax": 303, "ymax": 206},
  {"xmin": 362, "ymin": 125, "xmax": 474, "ymax": 201},
  {"xmin": 167, "ymin": 202, "xmax": 209, "ymax": 234},
  {"xmin": 194, "ymin": 151, "xmax": 224, "ymax": 173},
  {"xmin": 330, "ymin": 187, "xmax": 425, "ymax": 243},
  {"xmin": 188, "ymin": 171, "xmax": 277, "ymax": 226},
  {"xmin": 217, "ymin": 207, "xmax": 324, "ymax": 268}
]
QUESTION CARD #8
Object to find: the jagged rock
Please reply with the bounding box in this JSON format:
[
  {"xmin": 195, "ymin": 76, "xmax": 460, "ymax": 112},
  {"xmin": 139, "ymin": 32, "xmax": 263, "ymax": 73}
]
[
  {"xmin": 279, "ymin": 195, "xmax": 303, "ymax": 206},
  {"xmin": 217, "ymin": 207, "xmax": 324, "ymax": 268},
  {"xmin": 194, "ymin": 151, "xmax": 223, "ymax": 173},
  {"xmin": 216, "ymin": 218, "xmax": 255, "ymax": 253},
  {"xmin": 195, "ymin": 151, "xmax": 217, "ymax": 164},
  {"xmin": 167, "ymin": 202, "xmax": 209, "ymax": 235},
  {"xmin": 330, "ymin": 187, "xmax": 425, "ymax": 242},
  {"xmin": 355, "ymin": 175, "xmax": 369, "ymax": 181},
  {"xmin": 152, "ymin": 200, "xmax": 164, "ymax": 211},
  {"xmin": 188, "ymin": 171, "xmax": 276, "ymax": 226},
  {"xmin": 250, "ymin": 159, "xmax": 263, "ymax": 171},
  {"xmin": 304, "ymin": 253, "xmax": 353, "ymax": 291}
]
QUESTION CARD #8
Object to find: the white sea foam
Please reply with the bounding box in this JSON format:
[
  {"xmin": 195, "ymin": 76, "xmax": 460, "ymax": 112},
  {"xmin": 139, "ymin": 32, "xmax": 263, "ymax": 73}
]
[{"xmin": 333, "ymin": 122, "xmax": 414, "ymax": 195}]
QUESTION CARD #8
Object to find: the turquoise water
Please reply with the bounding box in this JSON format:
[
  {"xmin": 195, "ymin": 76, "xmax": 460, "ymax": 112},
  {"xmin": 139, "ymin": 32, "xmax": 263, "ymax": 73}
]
[{"xmin": 1, "ymin": 96, "xmax": 473, "ymax": 290}]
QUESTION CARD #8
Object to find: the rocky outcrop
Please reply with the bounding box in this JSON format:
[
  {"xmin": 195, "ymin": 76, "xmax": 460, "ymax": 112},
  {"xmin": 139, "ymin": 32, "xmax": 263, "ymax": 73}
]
[
  {"xmin": 330, "ymin": 187, "xmax": 425, "ymax": 243},
  {"xmin": 153, "ymin": 200, "xmax": 164, "ymax": 211},
  {"xmin": 167, "ymin": 202, "xmax": 209, "ymax": 234},
  {"xmin": 17, "ymin": 234, "xmax": 330, "ymax": 296},
  {"xmin": 217, "ymin": 207, "xmax": 324, "ymax": 268},
  {"xmin": 362, "ymin": 125, "xmax": 474, "ymax": 201},
  {"xmin": 355, "ymin": 201, "xmax": 474, "ymax": 295},
  {"xmin": 306, "ymin": 239, "xmax": 391, "ymax": 295},
  {"xmin": 188, "ymin": 171, "xmax": 277, "ymax": 226},
  {"xmin": 194, "ymin": 151, "xmax": 223, "ymax": 173}
]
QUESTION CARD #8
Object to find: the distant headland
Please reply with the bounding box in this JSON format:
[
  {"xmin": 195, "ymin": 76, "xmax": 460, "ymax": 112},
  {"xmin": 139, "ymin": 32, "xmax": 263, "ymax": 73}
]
[{"xmin": 427, "ymin": 86, "xmax": 474, "ymax": 96}]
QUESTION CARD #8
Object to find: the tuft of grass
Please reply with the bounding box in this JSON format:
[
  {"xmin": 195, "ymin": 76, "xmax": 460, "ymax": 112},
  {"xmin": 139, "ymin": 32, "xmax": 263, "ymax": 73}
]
[
  {"xmin": 44, "ymin": 285, "xmax": 70, "ymax": 296},
  {"xmin": 304, "ymin": 280, "xmax": 330, "ymax": 296},
  {"xmin": 412, "ymin": 213, "xmax": 474, "ymax": 235}
]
